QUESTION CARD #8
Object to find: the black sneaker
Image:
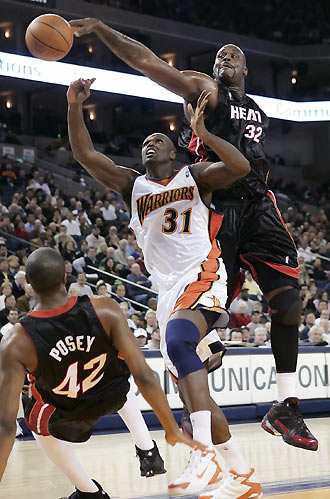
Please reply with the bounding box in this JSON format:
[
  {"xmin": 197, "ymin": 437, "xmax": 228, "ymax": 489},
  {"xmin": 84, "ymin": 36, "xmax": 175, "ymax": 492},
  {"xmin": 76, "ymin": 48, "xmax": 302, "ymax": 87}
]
[
  {"xmin": 261, "ymin": 397, "xmax": 318, "ymax": 451},
  {"xmin": 135, "ymin": 440, "xmax": 166, "ymax": 477},
  {"xmin": 181, "ymin": 405, "xmax": 193, "ymax": 439},
  {"xmin": 60, "ymin": 479, "xmax": 110, "ymax": 498}
]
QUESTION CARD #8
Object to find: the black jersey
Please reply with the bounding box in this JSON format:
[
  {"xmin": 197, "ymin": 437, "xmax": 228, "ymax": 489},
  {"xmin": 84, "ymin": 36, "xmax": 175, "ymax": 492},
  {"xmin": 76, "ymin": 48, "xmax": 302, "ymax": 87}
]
[
  {"xmin": 21, "ymin": 295, "xmax": 130, "ymax": 421},
  {"xmin": 178, "ymin": 80, "xmax": 270, "ymax": 201}
]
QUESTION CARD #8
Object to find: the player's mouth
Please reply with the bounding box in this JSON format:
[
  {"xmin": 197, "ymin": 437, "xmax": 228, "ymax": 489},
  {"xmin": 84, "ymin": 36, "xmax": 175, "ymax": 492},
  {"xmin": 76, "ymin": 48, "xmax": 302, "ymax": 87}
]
[
  {"xmin": 221, "ymin": 62, "xmax": 234, "ymax": 69},
  {"xmin": 146, "ymin": 147, "xmax": 156, "ymax": 157}
]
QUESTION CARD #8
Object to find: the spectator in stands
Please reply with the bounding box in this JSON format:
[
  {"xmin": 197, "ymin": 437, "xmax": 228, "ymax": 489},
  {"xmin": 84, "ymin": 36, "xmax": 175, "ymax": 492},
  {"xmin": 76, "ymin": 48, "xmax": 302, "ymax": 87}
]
[
  {"xmin": 253, "ymin": 327, "xmax": 270, "ymax": 347},
  {"xmin": 100, "ymin": 257, "xmax": 117, "ymax": 286},
  {"xmin": 242, "ymin": 272, "xmax": 263, "ymax": 301},
  {"xmin": 125, "ymin": 233, "xmax": 139, "ymax": 259},
  {"xmin": 78, "ymin": 211, "xmax": 92, "ymax": 237},
  {"xmin": 229, "ymin": 329, "xmax": 243, "ymax": 343},
  {"xmin": 96, "ymin": 280, "xmax": 110, "ymax": 296},
  {"xmin": 251, "ymin": 301, "xmax": 269, "ymax": 323},
  {"xmin": 241, "ymin": 326, "xmax": 253, "ymax": 344},
  {"xmin": 315, "ymin": 310, "xmax": 330, "ymax": 326},
  {"xmin": 24, "ymin": 213, "xmax": 36, "ymax": 235},
  {"xmin": 246, "ymin": 310, "xmax": 263, "ymax": 338},
  {"xmin": 145, "ymin": 309, "xmax": 158, "ymax": 337},
  {"xmin": 14, "ymin": 220, "xmax": 27, "ymax": 240},
  {"xmin": 72, "ymin": 246, "xmax": 99, "ymax": 275},
  {"xmin": 229, "ymin": 301, "xmax": 251, "ymax": 328},
  {"xmin": 134, "ymin": 328, "xmax": 148, "ymax": 348},
  {"xmin": 315, "ymin": 300, "xmax": 329, "ymax": 318},
  {"xmin": 298, "ymin": 256, "xmax": 311, "ymax": 286},
  {"xmin": 96, "ymin": 242, "xmax": 108, "ymax": 265},
  {"xmin": 62, "ymin": 259, "xmax": 75, "ymax": 285},
  {"xmin": 114, "ymin": 239, "xmax": 129, "ymax": 267},
  {"xmin": 126, "ymin": 263, "xmax": 152, "ymax": 305},
  {"xmin": 61, "ymin": 240, "xmax": 77, "ymax": 263},
  {"xmin": 0, "ymin": 308, "xmax": 19, "ymax": 337},
  {"xmin": 298, "ymin": 237, "xmax": 314, "ymax": 263},
  {"xmin": 101, "ymin": 199, "xmax": 117, "ymax": 223},
  {"xmin": 7, "ymin": 255, "xmax": 19, "ymax": 279},
  {"xmin": 231, "ymin": 288, "xmax": 256, "ymax": 314},
  {"xmin": 0, "ymin": 257, "xmax": 10, "ymax": 285},
  {"xmin": 61, "ymin": 210, "xmax": 81, "ymax": 237},
  {"xmin": 215, "ymin": 327, "xmax": 227, "ymax": 341},
  {"xmin": 112, "ymin": 283, "xmax": 136, "ymax": 315},
  {"xmin": 0, "ymin": 281, "xmax": 13, "ymax": 310},
  {"xmin": 16, "ymin": 243, "xmax": 28, "ymax": 266},
  {"xmin": 12, "ymin": 270, "xmax": 26, "ymax": 299},
  {"xmin": 147, "ymin": 297, "xmax": 157, "ymax": 312},
  {"xmin": 106, "ymin": 225, "xmax": 120, "ymax": 248},
  {"xmin": 86, "ymin": 225, "xmax": 106, "ymax": 249},
  {"xmin": 0, "ymin": 294, "xmax": 16, "ymax": 326},
  {"xmin": 54, "ymin": 225, "xmax": 76, "ymax": 252},
  {"xmin": 68, "ymin": 272, "xmax": 93, "ymax": 297},
  {"xmin": 68, "ymin": 285, "xmax": 81, "ymax": 297},
  {"xmin": 301, "ymin": 325, "xmax": 328, "ymax": 346},
  {"xmin": 74, "ymin": 239, "xmax": 88, "ymax": 259},
  {"xmin": 16, "ymin": 283, "xmax": 35, "ymax": 313},
  {"xmin": 300, "ymin": 312, "xmax": 316, "ymax": 340},
  {"xmin": 312, "ymin": 258, "xmax": 327, "ymax": 289},
  {"xmin": 146, "ymin": 326, "xmax": 161, "ymax": 350},
  {"xmin": 314, "ymin": 291, "xmax": 330, "ymax": 312},
  {"xmin": 0, "ymin": 243, "xmax": 7, "ymax": 258}
]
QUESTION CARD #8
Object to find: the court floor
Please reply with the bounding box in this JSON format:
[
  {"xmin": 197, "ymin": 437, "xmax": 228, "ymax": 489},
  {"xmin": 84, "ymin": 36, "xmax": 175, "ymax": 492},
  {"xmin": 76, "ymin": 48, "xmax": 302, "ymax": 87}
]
[{"xmin": 1, "ymin": 418, "xmax": 330, "ymax": 498}]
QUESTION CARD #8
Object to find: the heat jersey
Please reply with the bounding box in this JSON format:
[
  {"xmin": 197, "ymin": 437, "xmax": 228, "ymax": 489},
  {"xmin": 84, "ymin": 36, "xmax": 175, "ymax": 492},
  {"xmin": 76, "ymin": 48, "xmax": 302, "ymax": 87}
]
[
  {"xmin": 129, "ymin": 165, "xmax": 223, "ymax": 289},
  {"xmin": 21, "ymin": 295, "xmax": 130, "ymax": 422},
  {"xmin": 178, "ymin": 80, "xmax": 270, "ymax": 200}
]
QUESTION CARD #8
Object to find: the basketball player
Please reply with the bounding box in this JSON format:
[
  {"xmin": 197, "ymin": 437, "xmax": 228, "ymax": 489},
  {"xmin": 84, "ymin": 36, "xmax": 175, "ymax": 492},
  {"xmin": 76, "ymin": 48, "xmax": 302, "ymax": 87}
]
[
  {"xmin": 69, "ymin": 18, "xmax": 318, "ymax": 452},
  {"xmin": 67, "ymin": 78, "xmax": 262, "ymax": 499},
  {"xmin": 0, "ymin": 248, "xmax": 199, "ymax": 498}
]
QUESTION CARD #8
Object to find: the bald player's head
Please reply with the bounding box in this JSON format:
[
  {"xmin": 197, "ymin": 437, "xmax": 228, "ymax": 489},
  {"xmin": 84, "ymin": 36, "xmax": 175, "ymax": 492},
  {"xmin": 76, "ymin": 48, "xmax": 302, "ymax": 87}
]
[{"xmin": 26, "ymin": 247, "xmax": 65, "ymax": 294}]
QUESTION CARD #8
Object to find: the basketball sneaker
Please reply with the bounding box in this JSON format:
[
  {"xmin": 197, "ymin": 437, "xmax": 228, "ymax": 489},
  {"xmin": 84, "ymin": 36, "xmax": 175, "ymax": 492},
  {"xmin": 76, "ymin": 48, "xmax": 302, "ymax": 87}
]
[
  {"xmin": 199, "ymin": 468, "xmax": 262, "ymax": 499},
  {"xmin": 261, "ymin": 397, "xmax": 318, "ymax": 451},
  {"xmin": 60, "ymin": 479, "xmax": 109, "ymax": 498},
  {"xmin": 135, "ymin": 440, "xmax": 166, "ymax": 477},
  {"xmin": 168, "ymin": 446, "xmax": 222, "ymax": 496}
]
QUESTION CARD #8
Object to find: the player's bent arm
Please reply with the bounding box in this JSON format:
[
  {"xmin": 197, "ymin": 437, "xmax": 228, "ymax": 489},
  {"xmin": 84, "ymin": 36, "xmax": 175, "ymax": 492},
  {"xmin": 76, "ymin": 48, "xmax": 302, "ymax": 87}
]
[
  {"xmin": 68, "ymin": 102, "xmax": 138, "ymax": 198},
  {"xmin": 70, "ymin": 18, "xmax": 215, "ymax": 102},
  {"xmin": 0, "ymin": 327, "xmax": 32, "ymax": 480},
  {"xmin": 191, "ymin": 131, "xmax": 251, "ymax": 190},
  {"xmin": 91, "ymin": 297, "xmax": 200, "ymax": 448}
]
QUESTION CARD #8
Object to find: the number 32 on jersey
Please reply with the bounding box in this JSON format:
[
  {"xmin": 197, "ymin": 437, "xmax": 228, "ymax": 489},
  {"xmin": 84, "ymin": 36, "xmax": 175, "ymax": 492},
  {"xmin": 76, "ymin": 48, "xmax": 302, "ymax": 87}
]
[{"xmin": 244, "ymin": 124, "xmax": 262, "ymax": 143}]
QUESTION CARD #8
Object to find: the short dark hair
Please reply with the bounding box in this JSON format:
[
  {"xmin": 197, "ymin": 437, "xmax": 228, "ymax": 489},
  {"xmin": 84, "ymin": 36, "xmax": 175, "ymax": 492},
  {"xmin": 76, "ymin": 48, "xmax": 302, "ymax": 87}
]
[{"xmin": 26, "ymin": 248, "xmax": 65, "ymax": 294}]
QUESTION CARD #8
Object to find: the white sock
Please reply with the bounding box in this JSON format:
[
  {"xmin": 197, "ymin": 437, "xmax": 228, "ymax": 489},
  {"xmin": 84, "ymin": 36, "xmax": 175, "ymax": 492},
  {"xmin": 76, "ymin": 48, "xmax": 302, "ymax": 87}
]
[
  {"xmin": 118, "ymin": 380, "xmax": 153, "ymax": 450},
  {"xmin": 276, "ymin": 372, "xmax": 297, "ymax": 401},
  {"xmin": 190, "ymin": 410, "xmax": 213, "ymax": 447},
  {"xmin": 216, "ymin": 437, "xmax": 250, "ymax": 474},
  {"xmin": 33, "ymin": 433, "xmax": 98, "ymax": 493}
]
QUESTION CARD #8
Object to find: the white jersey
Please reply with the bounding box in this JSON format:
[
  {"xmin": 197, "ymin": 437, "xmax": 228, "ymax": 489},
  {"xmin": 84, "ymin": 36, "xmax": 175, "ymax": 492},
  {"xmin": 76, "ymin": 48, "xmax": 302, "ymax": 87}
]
[{"xmin": 130, "ymin": 165, "xmax": 223, "ymax": 290}]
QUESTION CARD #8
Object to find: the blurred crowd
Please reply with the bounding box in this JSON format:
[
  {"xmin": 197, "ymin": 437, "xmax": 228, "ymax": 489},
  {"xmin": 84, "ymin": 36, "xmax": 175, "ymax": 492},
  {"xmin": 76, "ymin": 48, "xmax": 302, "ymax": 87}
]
[
  {"xmin": 83, "ymin": 0, "xmax": 330, "ymax": 45},
  {"xmin": 0, "ymin": 153, "xmax": 329, "ymax": 350}
]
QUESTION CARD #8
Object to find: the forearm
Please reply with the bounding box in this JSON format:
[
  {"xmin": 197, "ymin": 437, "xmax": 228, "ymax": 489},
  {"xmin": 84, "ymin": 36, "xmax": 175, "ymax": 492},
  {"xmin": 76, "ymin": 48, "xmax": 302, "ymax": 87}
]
[
  {"xmin": 0, "ymin": 424, "xmax": 16, "ymax": 480},
  {"xmin": 68, "ymin": 102, "xmax": 94, "ymax": 160},
  {"xmin": 94, "ymin": 22, "xmax": 155, "ymax": 71},
  {"xmin": 201, "ymin": 130, "xmax": 250, "ymax": 177},
  {"xmin": 135, "ymin": 372, "xmax": 178, "ymax": 434}
]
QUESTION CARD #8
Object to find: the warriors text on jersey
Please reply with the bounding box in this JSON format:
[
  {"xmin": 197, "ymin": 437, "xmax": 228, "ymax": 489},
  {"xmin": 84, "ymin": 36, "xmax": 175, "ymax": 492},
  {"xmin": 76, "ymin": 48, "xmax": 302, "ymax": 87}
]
[
  {"xmin": 21, "ymin": 295, "xmax": 130, "ymax": 426},
  {"xmin": 129, "ymin": 165, "xmax": 223, "ymax": 289},
  {"xmin": 178, "ymin": 80, "xmax": 270, "ymax": 201}
]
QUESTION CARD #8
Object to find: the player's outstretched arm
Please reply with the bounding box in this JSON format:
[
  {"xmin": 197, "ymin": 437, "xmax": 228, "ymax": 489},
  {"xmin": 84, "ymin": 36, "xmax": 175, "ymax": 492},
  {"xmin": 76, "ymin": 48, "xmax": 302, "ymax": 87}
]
[
  {"xmin": 190, "ymin": 91, "xmax": 251, "ymax": 190},
  {"xmin": 0, "ymin": 327, "xmax": 31, "ymax": 480},
  {"xmin": 69, "ymin": 18, "xmax": 216, "ymax": 103},
  {"xmin": 67, "ymin": 78, "xmax": 138, "ymax": 202},
  {"xmin": 92, "ymin": 297, "xmax": 203, "ymax": 449}
]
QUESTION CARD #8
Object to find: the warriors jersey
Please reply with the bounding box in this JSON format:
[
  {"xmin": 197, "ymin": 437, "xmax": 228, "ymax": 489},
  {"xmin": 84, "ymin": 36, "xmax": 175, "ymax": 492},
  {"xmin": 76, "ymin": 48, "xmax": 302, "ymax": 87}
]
[
  {"xmin": 21, "ymin": 295, "xmax": 130, "ymax": 423},
  {"xmin": 130, "ymin": 165, "xmax": 223, "ymax": 290},
  {"xmin": 178, "ymin": 80, "xmax": 270, "ymax": 201}
]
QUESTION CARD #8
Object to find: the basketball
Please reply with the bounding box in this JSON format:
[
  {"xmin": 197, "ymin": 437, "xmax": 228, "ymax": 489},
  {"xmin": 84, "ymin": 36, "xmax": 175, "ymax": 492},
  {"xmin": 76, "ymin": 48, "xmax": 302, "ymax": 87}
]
[{"xmin": 25, "ymin": 14, "xmax": 73, "ymax": 61}]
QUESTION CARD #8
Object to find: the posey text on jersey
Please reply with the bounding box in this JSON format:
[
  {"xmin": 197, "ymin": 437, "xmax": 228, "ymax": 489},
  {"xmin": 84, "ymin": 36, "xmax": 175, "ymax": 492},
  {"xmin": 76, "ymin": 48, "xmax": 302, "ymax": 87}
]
[
  {"xmin": 136, "ymin": 185, "xmax": 195, "ymax": 225},
  {"xmin": 49, "ymin": 335, "xmax": 96, "ymax": 362}
]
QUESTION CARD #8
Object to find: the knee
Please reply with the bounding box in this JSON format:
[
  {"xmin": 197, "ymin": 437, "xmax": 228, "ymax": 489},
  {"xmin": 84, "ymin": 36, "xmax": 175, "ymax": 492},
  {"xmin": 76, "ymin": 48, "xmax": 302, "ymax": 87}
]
[
  {"xmin": 269, "ymin": 288, "xmax": 302, "ymax": 327},
  {"xmin": 166, "ymin": 318, "xmax": 204, "ymax": 379}
]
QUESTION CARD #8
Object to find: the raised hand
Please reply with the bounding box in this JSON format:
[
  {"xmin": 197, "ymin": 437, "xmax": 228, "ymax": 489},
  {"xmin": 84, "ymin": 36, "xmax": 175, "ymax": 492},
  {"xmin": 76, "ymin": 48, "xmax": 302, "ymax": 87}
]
[
  {"xmin": 66, "ymin": 78, "xmax": 96, "ymax": 104},
  {"xmin": 69, "ymin": 18, "xmax": 100, "ymax": 37},
  {"xmin": 187, "ymin": 90, "xmax": 211, "ymax": 140}
]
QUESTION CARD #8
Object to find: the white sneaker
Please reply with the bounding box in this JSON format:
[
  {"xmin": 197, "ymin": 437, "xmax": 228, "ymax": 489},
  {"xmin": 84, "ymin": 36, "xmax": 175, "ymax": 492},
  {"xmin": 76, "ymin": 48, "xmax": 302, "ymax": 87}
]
[
  {"xmin": 168, "ymin": 446, "xmax": 222, "ymax": 496},
  {"xmin": 199, "ymin": 468, "xmax": 262, "ymax": 499}
]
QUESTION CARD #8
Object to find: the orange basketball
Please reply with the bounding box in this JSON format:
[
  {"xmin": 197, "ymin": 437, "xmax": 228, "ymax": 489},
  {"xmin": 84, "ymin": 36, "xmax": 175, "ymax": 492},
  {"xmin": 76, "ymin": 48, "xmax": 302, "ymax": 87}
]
[{"xmin": 25, "ymin": 14, "xmax": 73, "ymax": 61}]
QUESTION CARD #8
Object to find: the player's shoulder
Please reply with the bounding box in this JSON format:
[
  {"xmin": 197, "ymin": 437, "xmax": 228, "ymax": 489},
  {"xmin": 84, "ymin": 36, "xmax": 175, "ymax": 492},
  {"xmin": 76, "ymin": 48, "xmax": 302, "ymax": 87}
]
[
  {"xmin": 89, "ymin": 296, "xmax": 124, "ymax": 332},
  {"xmin": 181, "ymin": 71, "xmax": 217, "ymax": 89},
  {"xmin": 0, "ymin": 323, "xmax": 35, "ymax": 370}
]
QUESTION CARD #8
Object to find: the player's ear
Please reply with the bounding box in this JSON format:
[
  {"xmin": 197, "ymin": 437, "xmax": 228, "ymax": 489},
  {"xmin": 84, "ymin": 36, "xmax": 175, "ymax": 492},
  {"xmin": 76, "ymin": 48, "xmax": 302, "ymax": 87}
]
[
  {"xmin": 170, "ymin": 149, "xmax": 176, "ymax": 161},
  {"xmin": 243, "ymin": 66, "xmax": 248, "ymax": 77}
]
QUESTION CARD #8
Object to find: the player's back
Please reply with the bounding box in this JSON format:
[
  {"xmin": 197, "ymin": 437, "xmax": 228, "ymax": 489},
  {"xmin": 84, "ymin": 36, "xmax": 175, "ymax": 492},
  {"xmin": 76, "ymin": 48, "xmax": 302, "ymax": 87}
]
[{"xmin": 21, "ymin": 295, "xmax": 130, "ymax": 420}]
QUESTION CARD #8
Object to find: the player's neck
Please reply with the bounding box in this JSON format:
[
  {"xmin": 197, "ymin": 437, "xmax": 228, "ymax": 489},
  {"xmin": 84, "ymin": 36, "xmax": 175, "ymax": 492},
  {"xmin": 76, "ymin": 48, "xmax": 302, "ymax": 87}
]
[
  {"xmin": 34, "ymin": 289, "xmax": 69, "ymax": 311},
  {"xmin": 145, "ymin": 164, "xmax": 175, "ymax": 181}
]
